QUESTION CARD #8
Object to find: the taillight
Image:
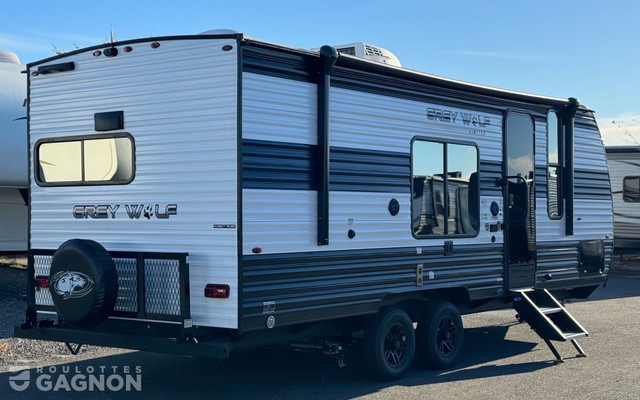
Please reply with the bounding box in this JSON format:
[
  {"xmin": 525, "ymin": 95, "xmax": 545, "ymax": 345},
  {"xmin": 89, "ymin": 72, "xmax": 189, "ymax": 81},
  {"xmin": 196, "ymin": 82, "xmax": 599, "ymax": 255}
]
[{"xmin": 204, "ymin": 284, "xmax": 230, "ymax": 298}]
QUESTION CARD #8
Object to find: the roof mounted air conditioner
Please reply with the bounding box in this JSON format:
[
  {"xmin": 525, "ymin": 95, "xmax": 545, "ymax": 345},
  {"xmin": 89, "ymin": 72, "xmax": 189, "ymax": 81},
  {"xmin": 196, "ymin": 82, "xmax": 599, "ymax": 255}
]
[{"xmin": 312, "ymin": 42, "xmax": 401, "ymax": 67}]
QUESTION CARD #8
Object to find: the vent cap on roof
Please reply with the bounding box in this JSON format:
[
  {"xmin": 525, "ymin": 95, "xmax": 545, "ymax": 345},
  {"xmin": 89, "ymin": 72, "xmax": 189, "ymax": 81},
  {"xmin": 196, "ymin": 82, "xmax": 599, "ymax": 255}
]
[
  {"xmin": 199, "ymin": 29, "xmax": 242, "ymax": 35},
  {"xmin": 0, "ymin": 50, "xmax": 19, "ymax": 64},
  {"xmin": 312, "ymin": 42, "xmax": 401, "ymax": 67}
]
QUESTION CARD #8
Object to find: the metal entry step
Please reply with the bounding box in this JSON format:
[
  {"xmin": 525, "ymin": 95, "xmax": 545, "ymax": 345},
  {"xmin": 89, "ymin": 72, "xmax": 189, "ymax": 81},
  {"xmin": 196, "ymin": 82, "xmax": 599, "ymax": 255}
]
[{"xmin": 512, "ymin": 288, "xmax": 588, "ymax": 361}]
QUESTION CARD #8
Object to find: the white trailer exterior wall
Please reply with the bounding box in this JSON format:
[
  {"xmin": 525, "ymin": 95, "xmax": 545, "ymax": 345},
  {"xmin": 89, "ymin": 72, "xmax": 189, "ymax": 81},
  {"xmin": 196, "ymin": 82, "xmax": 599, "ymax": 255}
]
[
  {"xmin": 242, "ymin": 74, "xmax": 504, "ymax": 254},
  {"xmin": 29, "ymin": 39, "xmax": 239, "ymax": 328}
]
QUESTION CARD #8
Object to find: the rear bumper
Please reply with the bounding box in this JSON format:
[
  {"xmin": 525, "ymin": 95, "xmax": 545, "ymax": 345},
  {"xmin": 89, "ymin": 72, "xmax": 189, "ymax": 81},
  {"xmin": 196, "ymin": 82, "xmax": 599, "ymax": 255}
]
[{"xmin": 14, "ymin": 323, "xmax": 233, "ymax": 359}]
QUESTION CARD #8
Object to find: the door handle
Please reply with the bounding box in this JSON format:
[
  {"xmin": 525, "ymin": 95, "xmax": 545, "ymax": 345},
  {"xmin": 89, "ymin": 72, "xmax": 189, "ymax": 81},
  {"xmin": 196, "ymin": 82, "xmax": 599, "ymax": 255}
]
[{"xmin": 496, "ymin": 175, "xmax": 527, "ymax": 187}]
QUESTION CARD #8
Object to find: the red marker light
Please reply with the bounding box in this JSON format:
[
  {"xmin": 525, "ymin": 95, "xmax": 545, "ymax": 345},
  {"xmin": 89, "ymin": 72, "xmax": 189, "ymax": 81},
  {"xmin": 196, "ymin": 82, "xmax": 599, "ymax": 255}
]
[
  {"xmin": 35, "ymin": 275, "xmax": 49, "ymax": 289},
  {"xmin": 222, "ymin": 45, "xmax": 233, "ymax": 52},
  {"xmin": 93, "ymin": 50, "xmax": 102, "ymax": 57},
  {"xmin": 204, "ymin": 284, "xmax": 230, "ymax": 298},
  {"xmin": 252, "ymin": 247, "xmax": 262, "ymax": 254},
  {"xmin": 123, "ymin": 46, "xmax": 133, "ymax": 53},
  {"xmin": 150, "ymin": 42, "xmax": 160, "ymax": 49}
]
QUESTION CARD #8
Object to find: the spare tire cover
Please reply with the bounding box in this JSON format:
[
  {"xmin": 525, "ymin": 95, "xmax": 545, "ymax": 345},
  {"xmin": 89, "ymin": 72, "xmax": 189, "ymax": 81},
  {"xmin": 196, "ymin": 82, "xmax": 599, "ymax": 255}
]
[{"xmin": 49, "ymin": 239, "xmax": 118, "ymax": 327}]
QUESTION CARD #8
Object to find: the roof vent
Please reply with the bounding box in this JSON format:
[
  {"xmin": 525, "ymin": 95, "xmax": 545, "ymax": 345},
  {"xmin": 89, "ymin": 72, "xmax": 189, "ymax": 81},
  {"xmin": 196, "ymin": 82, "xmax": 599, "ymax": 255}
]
[
  {"xmin": 312, "ymin": 42, "xmax": 401, "ymax": 67},
  {"xmin": 199, "ymin": 29, "xmax": 242, "ymax": 35},
  {"xmin": 0, "ymin": 50, "xmax": 20, "ymax": 65}
]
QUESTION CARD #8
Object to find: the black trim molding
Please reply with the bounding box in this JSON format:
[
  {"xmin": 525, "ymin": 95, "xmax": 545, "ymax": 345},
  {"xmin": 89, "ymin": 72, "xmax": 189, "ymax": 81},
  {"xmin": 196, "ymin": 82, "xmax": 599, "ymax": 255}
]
[{"xmin": 316, "ymin": 46, "xmax": 339, "ymax": 246}]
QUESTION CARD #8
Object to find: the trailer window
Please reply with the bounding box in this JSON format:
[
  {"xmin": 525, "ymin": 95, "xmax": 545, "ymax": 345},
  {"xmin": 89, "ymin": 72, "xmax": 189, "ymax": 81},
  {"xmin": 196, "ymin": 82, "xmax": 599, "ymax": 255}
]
[
  {"xmin": 623, "ymin": 176, "xmax": 640, "ymax": 202},
  {"xmin": 547, "ymin": 110, "xmax": 562, "ymax": 219},
  {"xmin": 36, "ymin": 134, "xmax": 134, "ymax": 186},
  {"xmin": 412, "ymin": 139, "xmax": 479, "ymax": 237}
]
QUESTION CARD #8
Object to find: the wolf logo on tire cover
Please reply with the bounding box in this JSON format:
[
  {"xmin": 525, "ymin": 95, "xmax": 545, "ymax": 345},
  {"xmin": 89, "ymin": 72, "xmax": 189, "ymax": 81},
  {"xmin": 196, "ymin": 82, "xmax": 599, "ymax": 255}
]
[{"xmin": 50, "ymin": 271, "xmax": 94, "ymax": 300}]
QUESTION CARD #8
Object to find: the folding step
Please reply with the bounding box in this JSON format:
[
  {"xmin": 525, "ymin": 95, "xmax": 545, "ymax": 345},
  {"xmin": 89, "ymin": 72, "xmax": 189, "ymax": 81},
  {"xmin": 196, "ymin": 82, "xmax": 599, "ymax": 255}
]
[
  {"xmin": 512, "ymin": 289, "xmax": 588, "ymax": 361},
  {"xmin": 538, "ymin": 307, "xmax": 562, "ymax": 315}
]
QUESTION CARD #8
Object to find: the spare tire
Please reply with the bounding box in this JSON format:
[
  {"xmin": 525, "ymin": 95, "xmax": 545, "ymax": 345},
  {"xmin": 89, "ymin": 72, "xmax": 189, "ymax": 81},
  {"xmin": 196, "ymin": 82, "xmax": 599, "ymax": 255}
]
[{"xmin": 49, "ymin": 239, "xmax": 118, "ymax": 327}]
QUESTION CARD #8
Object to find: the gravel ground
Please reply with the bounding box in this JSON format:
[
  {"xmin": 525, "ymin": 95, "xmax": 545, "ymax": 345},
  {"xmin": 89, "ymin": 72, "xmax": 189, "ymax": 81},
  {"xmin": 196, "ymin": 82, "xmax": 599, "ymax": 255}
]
[
  {"xmin": 0, "ymin": 257, "xmax": 128, "ymax": 368},
  {"xmin": 0, "ymin": 257, "xmax": 26, "ymax": 339}
]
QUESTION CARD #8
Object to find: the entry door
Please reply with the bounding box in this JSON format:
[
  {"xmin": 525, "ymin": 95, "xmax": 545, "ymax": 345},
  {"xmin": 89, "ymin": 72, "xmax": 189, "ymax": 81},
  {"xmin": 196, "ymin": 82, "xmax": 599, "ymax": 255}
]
[{"xmin": 504, "ymin": 112, "xmax": 536, "ymax": 289}]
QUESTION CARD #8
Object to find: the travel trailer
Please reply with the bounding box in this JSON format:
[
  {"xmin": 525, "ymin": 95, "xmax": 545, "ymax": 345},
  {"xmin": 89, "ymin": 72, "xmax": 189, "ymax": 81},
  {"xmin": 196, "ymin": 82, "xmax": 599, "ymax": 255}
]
[
  {"xmin": 15, "ymin": 32, "xmax": 613, "ymax": 380},
  {"xmin": 0, "ymin": 50, "xmax": 27, "ymax": 254},
  {"xmin": 605, "ymin": 146, "xmax": 640, "ymax": 251}
]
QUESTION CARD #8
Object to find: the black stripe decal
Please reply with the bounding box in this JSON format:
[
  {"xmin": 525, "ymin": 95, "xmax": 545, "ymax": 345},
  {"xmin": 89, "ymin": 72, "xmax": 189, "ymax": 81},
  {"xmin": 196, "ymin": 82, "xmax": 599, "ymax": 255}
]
[
  {"xmin": 241, "ymin": 244, "xmax": 504, "ymax": 331},
  {"xmin": 536, "ymin": 240, "xmax": 612, "ymax": 284},
  {"xmin": 574, "ymin": 168, "xmax": 611, "ymax": 199},
  {"xmin": 535, "ymin": 166, "xmax": 547, "ymax": 194},
  {"xmin": 330, "ymin": 147, "xmax": 410, "ymax": 192},
  {"xmin": 242, "ymin": 139, "xmax": 410, "ymax": 192},
  {"xmin": 243, "ymin": 45, "xmax": 316, "ymax": 83},
  {"xmin": 479, "ymin": 161, "xmax": 502, "ymax": 196},
  {"xmin": 574, "ymin": 113, "xmax": 599, "ymax": 130},
  {"xmin": 613, "ymin": 213, "xmax": 640, "ymax": 219},
  {"xmin": 243, "ymin": 139, "xmax": 502, "ymax": 195},
  {"xmin": 535, "ymin": 167, "xmax": 611, "ymax": 199},
  {"xmin": 239, "ymin": 240, "xmax": 611, "ymax": 331},
  {"xmin": 243, "ymin": 140, "xmax": 315, "ymax": 190},
  {"xmin": 243, "ymin": 139, "xmax": 611, "ymax": 200}
]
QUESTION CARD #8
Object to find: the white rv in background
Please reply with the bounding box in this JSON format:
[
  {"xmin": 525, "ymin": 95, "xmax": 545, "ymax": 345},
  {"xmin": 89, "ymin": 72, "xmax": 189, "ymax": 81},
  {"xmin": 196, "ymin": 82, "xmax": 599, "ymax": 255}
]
[
  {"xmin": 0, "ymin": 50, "xmax": 27, "ymax": 254},
  {"xmin": 606, "ymin": 147, "xmax": 640, "ymax": 251}
]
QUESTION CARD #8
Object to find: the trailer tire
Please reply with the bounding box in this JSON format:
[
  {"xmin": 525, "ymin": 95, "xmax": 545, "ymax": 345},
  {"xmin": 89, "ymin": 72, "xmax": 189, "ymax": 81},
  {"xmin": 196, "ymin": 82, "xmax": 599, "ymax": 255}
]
[
  {"xmin": 363, "ymin": 307, "xmax": 415, "ymax": 381},
  {"xmin": 416, "ymin": 301, "xmax": 464, "ymax": 369},
  {"xmin": 49, "ymin": 239, "xmax": 118, "ymax": 327}
]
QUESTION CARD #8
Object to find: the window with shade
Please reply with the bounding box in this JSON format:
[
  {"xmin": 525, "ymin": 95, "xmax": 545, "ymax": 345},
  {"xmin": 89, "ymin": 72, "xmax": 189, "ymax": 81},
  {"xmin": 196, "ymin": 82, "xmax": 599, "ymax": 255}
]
[{"xmin": 35, "ymin": 134, "xmax": 134, "ymax": 186}]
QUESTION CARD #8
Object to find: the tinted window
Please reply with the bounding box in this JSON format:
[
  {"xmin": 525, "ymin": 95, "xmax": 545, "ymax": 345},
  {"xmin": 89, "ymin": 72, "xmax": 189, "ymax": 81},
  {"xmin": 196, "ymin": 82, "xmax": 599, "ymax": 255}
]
[
  {"xmin": 412, "ymin": 141, "xmax": 445, "ymax": 235},
  {"xmin": 448, "ymin": 144, "xmax": 479, "ymax": 234},
  {"xmin": 412, "ymin": 139, "xmax": 478, "ymax": 237},
  {"xmin": 506, "ymin": 113, "xmax": 534, "ymax": 179},
  {"xmin": 37, "ymin": 135, "xmax": 134, "ymax": 185}
]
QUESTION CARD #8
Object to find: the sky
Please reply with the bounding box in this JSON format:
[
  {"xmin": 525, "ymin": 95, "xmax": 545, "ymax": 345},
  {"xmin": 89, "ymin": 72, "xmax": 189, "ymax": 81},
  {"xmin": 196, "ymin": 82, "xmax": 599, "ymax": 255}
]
[{"xmin": 1, "ymin": 0, "xmax": 639, "ymax": 146}]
